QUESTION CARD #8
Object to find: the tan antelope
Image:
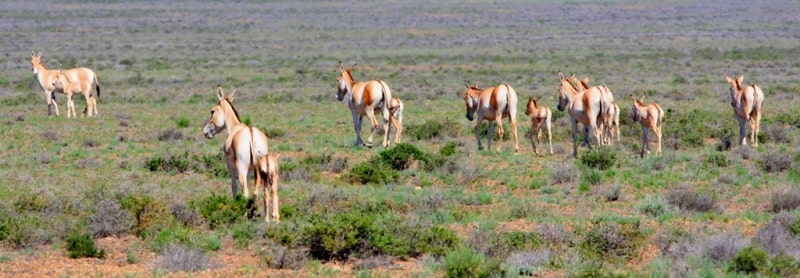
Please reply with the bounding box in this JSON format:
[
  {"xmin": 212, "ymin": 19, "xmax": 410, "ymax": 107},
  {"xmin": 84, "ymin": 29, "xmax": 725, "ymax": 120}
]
[
  {"xmin": 52, "ymin": 70, "xmax": 93, "ymax": 118},
  {"xmin": 202, "ymin": 86, "xmax": 277, "ymax": 222},
  {"xmin": 556, "ymin": 72, "xmax": 610, "ymax": 157},
  {"xmin": 524, "ymin": 97, "xmax": 553, "ymax": 155},
  {"xmin": 30, "ymin": 51, "xmax": 100, "ymax": 117},
  {"xmin": 631, "ymin": 95, "xmax": 664, "ymax": 157},
  {"xmin": 462, "ymin": 82, "xmax": 520, "ymax": 153},
  {"xmin": 387, "ymin": 97, "xmax": 404, "ymax": 144},
  {"xmin": 336, "ymin": 61, "xmax": 393, "ymax": 148},
  {"xmin": 572, "ymin": 75, "xmax": 619, "ymax": 145},
  {"xmin": 253, "ymin": 153, "xmax": 280, "ymax": 223},
  {"xmin": 725, "ymin": 75, "xmax": 764, "ymax": 147}
]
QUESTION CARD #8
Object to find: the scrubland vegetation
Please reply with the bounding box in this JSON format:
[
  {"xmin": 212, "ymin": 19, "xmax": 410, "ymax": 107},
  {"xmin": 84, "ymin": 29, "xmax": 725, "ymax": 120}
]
[{"xmin": 1, "ymin": 0, "xmax": 800, "ymax": 276}]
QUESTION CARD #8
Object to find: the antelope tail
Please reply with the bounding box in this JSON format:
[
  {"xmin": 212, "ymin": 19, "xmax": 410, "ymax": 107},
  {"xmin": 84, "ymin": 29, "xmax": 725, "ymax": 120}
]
[
  {"xmin": 94, "ymin": 74, "xmax": 101, "ymax": 98},
  {"xmin": 377, "ymin": 80, "xmax": 392, "ymax": 114},
  {"xmin": 248, "ymin": 127, "xmax": 261, "ymax": 191}
]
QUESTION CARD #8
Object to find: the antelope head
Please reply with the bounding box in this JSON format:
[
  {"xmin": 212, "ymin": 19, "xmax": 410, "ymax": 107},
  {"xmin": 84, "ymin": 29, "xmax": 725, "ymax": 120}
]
[
  {"xmin": 30, "ymin": 51, "xmax": 43, "ymax": 75},
  {"xmin": 463, "ymin": 81, "xmax": 480, "ymax": 121},
  {"xmin": 525, "ymin": 97, "xmax": 538, "ymax": 116},
  {"xmin": 631, "ymin": 95, "xmax": 645, "ymax": 122},
  {"xmin": 725, "ymin": 75, "xmax": 744, "ymax": 108},
  {"xmin": 203, "ymin": 86, "xmax": 238, "ymax": 139},
  {"xmin": 336, "ymin": 61, "xmax": 355, "ymax": 101}
]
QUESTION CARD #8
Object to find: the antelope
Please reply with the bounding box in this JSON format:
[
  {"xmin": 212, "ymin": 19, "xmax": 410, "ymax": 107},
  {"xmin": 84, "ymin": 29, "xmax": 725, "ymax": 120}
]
[
  {"xmin": 51, "ymin": 70, "xmax": 92, "ymax": 118},
  {"xmin": 572, "ymin": 75, "xmax": 619, "ymax": 145},
  {"xmin": 30, "ymin": 51, "xmax": 100, "ymax": 117},
  {"xmin": 82, "ymin": 96, "xmax": 98, "ymax": 118},
  {"xmin": 462, "ymin": 81, "xmax": 520, "ymax": 153},
  {"xmin": 556, "ymin": 71, "xmax": 610, "ymax": 157},
  {"xmin": 253, "ymin": 153, "xmax": 280, "ymax": 223},
  {"xmin": 202, "ymin": 86, "xmax": 277, "ymax": 222},
  {"xmin": 387, "ymin": 97, "xmax": 404, "ymax": 144},
  {"xmin": 524, "ymin": 97, "xmax": 553, "ymax": 155},
  {"xmin": 725, "ymin": 75, "xmax": 764, "ymax": 147},
  {"xmin": 335, "ymin": 61, "xmax": 394, "ymax": 148},
  {"xmin": 631, "ymin": 95, "xmax": 664, "ymax": 157}
]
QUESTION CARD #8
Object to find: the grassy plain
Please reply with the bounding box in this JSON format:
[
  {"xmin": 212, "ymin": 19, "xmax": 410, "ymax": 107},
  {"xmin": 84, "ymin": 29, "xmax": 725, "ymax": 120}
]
[{"xmin": 1, "ymin": 0, "xmax": 800, "ymax": 277}]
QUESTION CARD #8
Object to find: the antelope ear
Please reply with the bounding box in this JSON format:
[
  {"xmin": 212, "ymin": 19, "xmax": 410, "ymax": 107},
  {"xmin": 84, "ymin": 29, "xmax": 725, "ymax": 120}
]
[
  {"xmin": 638, "ymin": 95, "xmax": 645, "ymax": 102},
  {"xmin": 216, "ymin": 86, "xmax": 224, "ymax": 100},
  {"xmin": 582, "ymin": 77, "xmax": 589, "ymax": 83},
  {"xmin": 558, "ymin": 71, "xmax": 564, "ymax": 80},
  {"xmin": 736, "ymin": 75, "xmax": 744, "ymax": 84},
  {"xmin": 37, "ymin": 51, "xmax": 42, "ymax": 57},
  {"xmin": 725, "ymin": 76, "xmax": 733, "ymax": 83},
  {"xmin": 228, "ymin": 87, "xmax": 238, "ymax": 101},
  {"xmin": 338, "ymin": 61, "xmax": 344, "ymax": 71},
  {"xmin": 474, "ymin": 81, "xmax": 478, "ymax": 88},
  {"xmin": 31, "ymin": 51, "xmax": 35, "ymax": 57}
]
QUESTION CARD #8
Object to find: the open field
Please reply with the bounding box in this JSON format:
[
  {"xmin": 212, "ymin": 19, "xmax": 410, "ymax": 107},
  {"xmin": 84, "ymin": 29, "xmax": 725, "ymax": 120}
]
[{"xmin": 2, "ymin": 0, "xmax": 800, "ymax": 277}]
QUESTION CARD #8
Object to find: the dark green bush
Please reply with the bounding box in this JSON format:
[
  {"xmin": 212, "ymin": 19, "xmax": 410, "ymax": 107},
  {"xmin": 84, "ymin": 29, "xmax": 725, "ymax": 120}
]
[
  {"xmin": 580, "ymin": 148, "xmax": 618, "ymax": 170},
  {"xmin": 405, "ymin": 118, "xmax": 461, "ymax": 140},
  {"xmin": 441, "ymin": 246, "xmax": 488, "ymax": 278},
  {"xmin": 440, "ymin": 141, "xmax": 459, "ymax": 156},
  {"xmin": 119, "ymin": 193, "xmax": 173, "ymax": 236},
  {"xmin": 66, "ymin": 232, "xmax": 106, "ymax": 259},
  {"xmin": 705, "ymin": 152, "xmax": 729, "ymax": 168},
  {"xmin": 191, "ymin": 152, "xmax": 228, "ymax": 178},
  {"xmin": 379, "ymin": 143, "xmax": 428, "ymax": 170},
  {"xmin": 419, "ymin": 226, "xmax": 461, "ymax": 257},
  {"xmin": 770, "ymin": 252, "xmax": 800, "ymax": 277},
  {"xmin": 346, "ymin": 161, "xmax": 399, "ymax": 185},
  {"xmin": 191, "ymin": 193, "xmax": 250, "ymax": 229},
  {"xmin": 303, "ymin": 211, "xmax": 375, "ymax": 261},
  {"xmin": 728, "ymin": 246, "xmax": 769, "ymax": 274},
  {"xmin": 145, "ymin": 153, "xmax": 190, "ymax": 174}
]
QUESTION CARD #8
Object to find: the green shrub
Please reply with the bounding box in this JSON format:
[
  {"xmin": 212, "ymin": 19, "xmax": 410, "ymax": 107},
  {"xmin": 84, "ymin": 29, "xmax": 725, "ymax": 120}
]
[
  {"xmin": 770, "ymin": 252, "xmax": 800, "ymax": 277},
  {"xmin": 580, "ymin": 148, "xmax": 618, "ymax": 170},
  {"xmin": 378, "ymin": 143, "xmax": 428, "ymax": 170},
  {"xmin": 191, "ymin": 152, "xmax": 228, "ymax": 178},
  {"xmin": 440, "ymin": 141, "xmax": 459, "ymax": 156},
  {"xmin": 704, "ymin": 152, "xmax": 729, "ymax": 168},
  {"xmin": 580, "ymin": 220, "xmax": 643, "ymax": 262},
  {"xmin": 728, "ymin": 246, "xmax": 769, "ymax": 274},
  {"xmin": 636, "ymin": 195, "xmax": 673, "ymax": 217},
  {"xmin": 419, "ymin": 226, "xmax": 461, "ymax": 257},
  {"xmin": 145, "ymin": 153, "xmax": 190, "ymax": 174},
  {"xmin": 175, "ymin": 116, "xmax": 190, "ymax": 128},
  {"xmin": 405, "ymin": 118, "xmax": 461, "ymax": 140},
  {"xmin": 303, "ymin": 211, "xmax": 375, "ymax": 261},
  {"xmin": 66, "ymin": 232, "xmax": 106, "ymax": 259},
  {"xmin": 441, "ymin": 246, "xmax": 487, "ymax": 278},
  {"xmin": 191, "ymin": 193, "xmax": 250, "ymax": 229},
  {"xmin": 119, "ymin": 193, "xmax": 173, "ymax": 236},
  {"xmin": 346, "ymin": 161, "xmax": 399, "ymax": 185}
]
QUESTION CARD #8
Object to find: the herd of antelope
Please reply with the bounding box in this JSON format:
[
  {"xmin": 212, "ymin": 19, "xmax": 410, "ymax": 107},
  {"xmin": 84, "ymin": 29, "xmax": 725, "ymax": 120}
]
[{"xmin": 29, "ymin": 51, "xmax": 766, "ymax": 222}]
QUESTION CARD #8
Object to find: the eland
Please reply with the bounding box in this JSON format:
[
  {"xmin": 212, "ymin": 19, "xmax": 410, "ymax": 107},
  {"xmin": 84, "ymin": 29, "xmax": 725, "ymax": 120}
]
[
  {"xmin": 524, "ymin": 97, "xmax": 553, "ymax": 155},
  {"xmin": 725, "ymin": 75, "xmax": 764, "ymax": 147},
  {"xmin": 30, "ymin": 51, "xmax": 100, "ymax": 117},
  {"xmin": 631, "ymin": 95, "xmax": 664, "ymax": 157},
  {"xmin": 335, "ymin": 61, "xmax": 393, "ymax": 148},
  {"xmin": 462, "ymin": 82, "xmax": 520, "ymax": 153},
  {"xmin": 556, "ymin": 71, "xmax": 610, "ymax": 157},
  {"xmin": 202, "ymin": 86, "xmax": 279, "ymax": 222}
]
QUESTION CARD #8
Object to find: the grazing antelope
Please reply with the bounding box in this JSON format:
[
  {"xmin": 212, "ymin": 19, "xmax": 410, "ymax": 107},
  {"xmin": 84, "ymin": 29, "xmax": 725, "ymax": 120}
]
[
  {"xmin": 30, "ymin": 51, "xmax": 100, "ymax": 117},
  {"xmin": 202, "ymin": 86, "xmax": 269, "ymax": 204},
  {"xmin": 524, "ymin": 97, "xmax": 553, "ymax": 155},
  {"xmin": 572, "ymin": 75, "xmax": 619, "ymax": 145},
  {"xmin": 462, "ymin": 82, "xmax": 520, "ymax": 153},
  {"xmin": 631, "ymin": 95, "xmax": 664, "ymax": 157},
  {"xmin": 336, "ymin": 61, "xmax": 394, "ymax": 148},
  {"xmin": 253, "ymin": 152, "xmax": 280, "ymax": 223},
  {"xmin": 725, "ymin": 75, "xmax": 764, "ymax": 147},
  {"xmin": 556, "ymin": 71, "xmax": 610, "ymax": 157}
]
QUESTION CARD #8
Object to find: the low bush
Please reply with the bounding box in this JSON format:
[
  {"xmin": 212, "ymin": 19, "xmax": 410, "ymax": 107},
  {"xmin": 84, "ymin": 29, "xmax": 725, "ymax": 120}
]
[
  {"xmin": 700, "ymin": 232, "xmax": 747, "ymax": 262},
  {"xmin": 580, "ymin": 148, "xmax": 618, "ymax": 170},
  {"xmin": 666, "ymin": 185, "xmax": 716, "ymax": 213},
  {"xmin": 66, "ymin": 232, "xmax": 105, "ymax": 259},
  {"xmin": 145, "ymin": 153, "xmax": 190, "ymax": 174},
  {"xmin": 152, "ymin": 244, "xmax": 215, "ymax": 273},
  {"xmin": 405, "ymin": 118, "xmax": 461, "ymax": 140},
  {"xmin": 191, "ymin": 152, "xmax": 228, "ymax": 178},
  {"xmin": 580, "ymin": 220, "xmax": 643, "ymax": 262},
  {"xmin": 378, "ymin": 143, "xmax": 429, "ymax": 170},
  {"xmin": 190, "ymin": 193, "xmax": 250, "ymax": 229},
  {"xmin": 704, "ymin": 152, "xmax": 729, "ymax": 168},
  {"xmin": 440, "ymin": 246, "xmax": 488, "ymax": 278},
  {"xmin": 728, "ymin": 246, "xmax": 769, "ymax": 274},
  {"xmin": 119, "ymin": 193, "xmax": 173, "ymax": 236},
  {"xmin": 89, "ymin": 199, "xmax": 135, "ymax": 237},
  {"xmin": 258, "ymin": 240, "xmax": 308, "ymax": 270},
  {"xmin": 758, "ymin": 148, "xmax": 794, "ymax": 173},
  {"xmin": 636, "ymin": 195, "xmax": 673, "ymax": 217},
  {"xmin": 549, "ymin": 161, "xmax": 576, "ymax": 185},
  {"xmin": 770, "ymin": 187, "xmax": 800, "ymax": 213},
  {"xmin": 346, "ymin": 161, "xmax": 400, "ymax": 185}
]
